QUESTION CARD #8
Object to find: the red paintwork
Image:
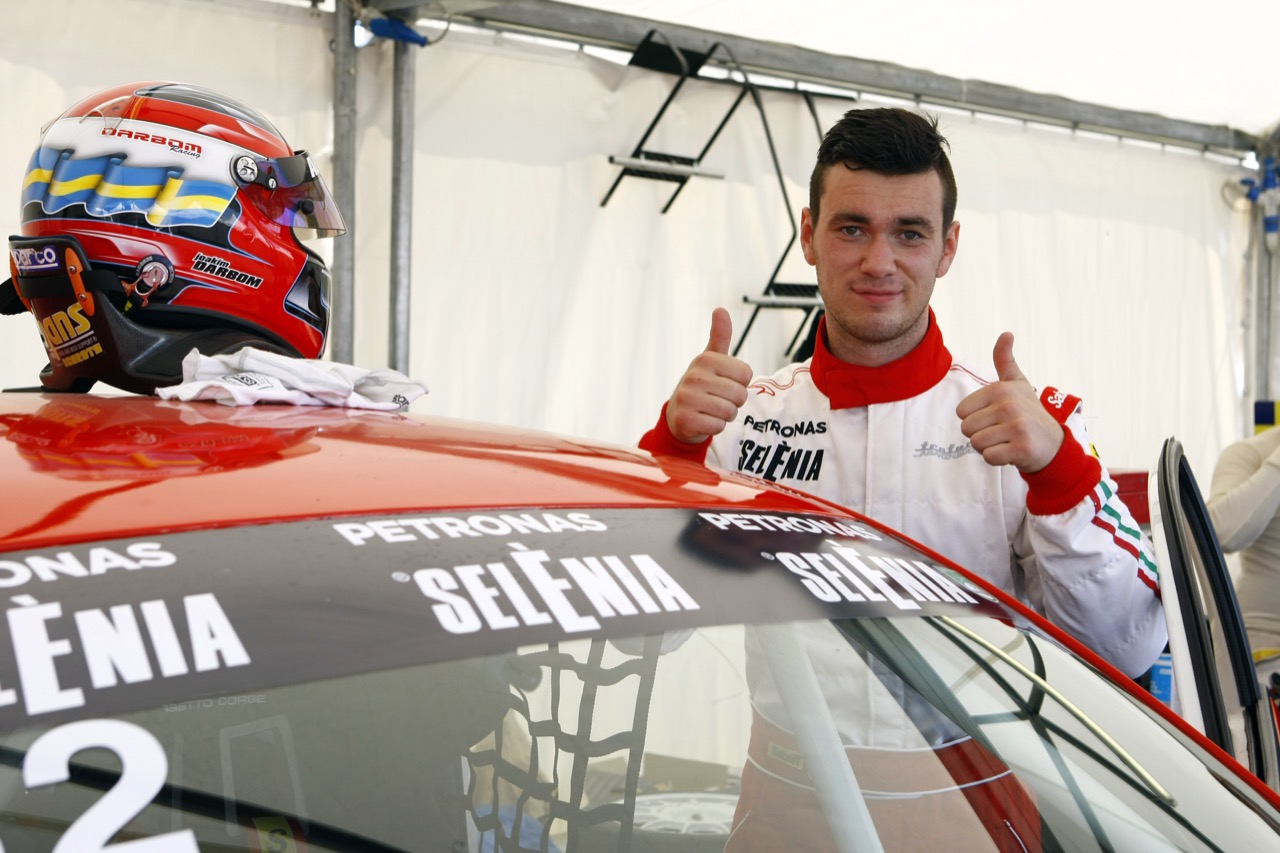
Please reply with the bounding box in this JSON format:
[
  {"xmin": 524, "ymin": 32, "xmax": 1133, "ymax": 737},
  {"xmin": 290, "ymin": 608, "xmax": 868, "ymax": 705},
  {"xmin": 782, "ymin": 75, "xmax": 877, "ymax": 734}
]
[
  {"xmin": 5, "ymin": 392, "xmax": 1280, "ymax": 810},
  {"xmin": 58, "ymin": 82, "xmax": 292, "ymax": 158},
  {"xmin": 0, "ymin": 393, "xmax": 825, "ymax": 553},
  {"xmin": 1112, "ymin": 468, "xmax": 1151, "ymax": 525}
]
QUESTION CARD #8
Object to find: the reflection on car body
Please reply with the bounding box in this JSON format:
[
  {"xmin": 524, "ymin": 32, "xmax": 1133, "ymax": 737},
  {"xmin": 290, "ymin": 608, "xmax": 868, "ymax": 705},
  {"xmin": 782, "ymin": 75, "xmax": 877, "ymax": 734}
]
[{"xmin": 0, "ymin": 393, "xmax": 1278, "ymax": 852}]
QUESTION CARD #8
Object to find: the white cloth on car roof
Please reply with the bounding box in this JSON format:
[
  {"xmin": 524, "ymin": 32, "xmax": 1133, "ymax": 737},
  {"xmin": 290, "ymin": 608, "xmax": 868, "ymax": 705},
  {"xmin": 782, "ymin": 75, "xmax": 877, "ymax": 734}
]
[{"xmin": 155, "ymin": 347, "xmax": 428, "ymax": 410}]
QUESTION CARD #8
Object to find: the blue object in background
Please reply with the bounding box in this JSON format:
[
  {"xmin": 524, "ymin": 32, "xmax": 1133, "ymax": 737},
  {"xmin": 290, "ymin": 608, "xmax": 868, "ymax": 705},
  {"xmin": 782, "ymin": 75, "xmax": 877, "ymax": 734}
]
[
  {"xmin": 1255, "ymin": 400, "xmax": 1278, "ymax": 435},
  {"xmin": 368, "ymin": 16, "xmax": 429, "ymax": 46},
  {"xmin": 1149, "ymin": 652, "xmax": 1175, "ymax": 707},
  {"xmin": 1263, "ymin": 156, "xmax": 1279, "ymax": 254},
  {"xmin": 1242, "ymin": 157, "xmax": 1279, "ymax": 255},
  {"xmin": 475, "ymin": 804, "xmax": 563, "ymax": 853}
]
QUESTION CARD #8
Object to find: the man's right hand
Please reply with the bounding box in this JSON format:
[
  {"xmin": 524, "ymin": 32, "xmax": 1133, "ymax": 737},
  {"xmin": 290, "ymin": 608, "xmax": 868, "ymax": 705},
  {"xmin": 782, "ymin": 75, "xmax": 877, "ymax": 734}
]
[{"xmin": 665, "ymin": 308, "xmax": 753, "ymax": 444}]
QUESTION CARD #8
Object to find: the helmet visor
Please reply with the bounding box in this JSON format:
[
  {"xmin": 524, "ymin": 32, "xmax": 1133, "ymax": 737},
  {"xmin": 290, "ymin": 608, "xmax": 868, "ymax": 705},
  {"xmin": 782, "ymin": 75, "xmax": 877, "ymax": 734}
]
[{"xmin": 232, "ymin": 151, "xmax": 346, "ymax": 239}]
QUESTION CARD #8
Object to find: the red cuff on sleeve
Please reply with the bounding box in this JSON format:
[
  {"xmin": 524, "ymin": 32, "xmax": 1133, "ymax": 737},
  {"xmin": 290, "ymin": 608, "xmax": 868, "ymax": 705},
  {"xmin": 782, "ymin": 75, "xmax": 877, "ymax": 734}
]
[
  {"xmin": 639, "ymin": 402, "xmax": 712, "ymax": 463},
  {"xmin": 1039, "ymin": 386, "xmax": 1082, "ymax": 425},
  {"xmin": 1022, "ymin": 428, "xmax": 1102, "ymax": 516}
]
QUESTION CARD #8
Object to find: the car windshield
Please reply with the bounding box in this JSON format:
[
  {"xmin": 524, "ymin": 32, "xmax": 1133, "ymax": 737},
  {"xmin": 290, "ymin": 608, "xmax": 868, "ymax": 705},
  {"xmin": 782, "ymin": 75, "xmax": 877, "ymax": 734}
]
[{"xmin": 2, "ymin": 612, "xmax": 1276, "ymax": 852}]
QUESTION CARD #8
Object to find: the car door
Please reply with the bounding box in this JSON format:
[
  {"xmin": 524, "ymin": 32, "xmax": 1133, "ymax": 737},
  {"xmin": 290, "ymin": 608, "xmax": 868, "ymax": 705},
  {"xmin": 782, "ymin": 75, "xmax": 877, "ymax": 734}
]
[{"xmin": 1148, "ymin": 436, "xmax": 1280, "ymax": 788}]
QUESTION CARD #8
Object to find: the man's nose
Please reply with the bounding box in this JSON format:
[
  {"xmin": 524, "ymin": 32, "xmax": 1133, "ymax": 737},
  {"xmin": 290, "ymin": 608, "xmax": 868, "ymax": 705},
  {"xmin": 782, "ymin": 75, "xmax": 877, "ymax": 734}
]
[{"xmin": 860, "ymin": 234, "xmax": 896, "ymax": 276}]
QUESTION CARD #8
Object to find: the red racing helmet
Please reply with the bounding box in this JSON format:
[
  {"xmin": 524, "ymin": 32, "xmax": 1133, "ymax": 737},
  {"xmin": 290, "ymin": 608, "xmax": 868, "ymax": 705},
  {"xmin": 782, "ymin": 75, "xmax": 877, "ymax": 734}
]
[{"xmin": 2, "ymin": 81, "xmax": 346, "ymax": 394}]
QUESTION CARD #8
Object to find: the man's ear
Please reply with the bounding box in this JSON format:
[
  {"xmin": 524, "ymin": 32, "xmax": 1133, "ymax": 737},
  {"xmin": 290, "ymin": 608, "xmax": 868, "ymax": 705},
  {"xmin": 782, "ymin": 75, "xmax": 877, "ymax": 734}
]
[
  {"xmin": 936, "ymin": 220, "xmax": 960, "ymax": 277},
  {"xmin": 800, "ymin": 207, "xmax": 817, "ymax": 266}
]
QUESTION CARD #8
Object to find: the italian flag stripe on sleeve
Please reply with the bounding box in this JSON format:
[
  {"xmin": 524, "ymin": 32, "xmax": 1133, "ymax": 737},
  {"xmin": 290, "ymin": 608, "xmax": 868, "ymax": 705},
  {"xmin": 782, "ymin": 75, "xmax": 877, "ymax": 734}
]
[{"xmin": 1090, "ymin": 480, "xmax": 1161, "ymax": 596}]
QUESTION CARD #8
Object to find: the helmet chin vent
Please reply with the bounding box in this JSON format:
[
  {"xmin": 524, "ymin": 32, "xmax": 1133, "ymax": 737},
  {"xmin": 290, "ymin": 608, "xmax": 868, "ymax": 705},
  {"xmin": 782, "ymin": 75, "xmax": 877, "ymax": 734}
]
[{"xmin": 11, "ymin": 234, "xmax": 300, "ymax": 395}]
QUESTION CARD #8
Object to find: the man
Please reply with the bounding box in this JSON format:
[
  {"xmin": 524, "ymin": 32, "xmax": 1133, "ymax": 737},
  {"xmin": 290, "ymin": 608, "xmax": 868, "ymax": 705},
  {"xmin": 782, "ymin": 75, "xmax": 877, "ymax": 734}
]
[
  {"xmin": 1208, "ymin": 426, "xmax": 1280, "ymax": 695},
  {"xmin": 640, "ymin": 108, "xmax": 1167, "ymax": 849},
  {"xmin": 643, "ymin": 106, "xmax": 1165, "ymax": 674}
]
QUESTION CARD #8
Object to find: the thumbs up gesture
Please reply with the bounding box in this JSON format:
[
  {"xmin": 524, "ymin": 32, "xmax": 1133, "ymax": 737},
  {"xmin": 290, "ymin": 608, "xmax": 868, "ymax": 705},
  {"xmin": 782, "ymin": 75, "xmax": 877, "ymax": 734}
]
[
  {"xmin": 956, "ymin": 332, "xmax": 1064, "ymax": 473},
  {"xmin": 666, "ymin": 308, "xmax": 754, "ymax": 444}
]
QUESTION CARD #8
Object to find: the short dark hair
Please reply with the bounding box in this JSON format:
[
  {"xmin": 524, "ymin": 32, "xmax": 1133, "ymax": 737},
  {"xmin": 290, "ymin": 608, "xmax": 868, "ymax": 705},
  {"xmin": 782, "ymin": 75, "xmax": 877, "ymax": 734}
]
[{"xmin": 808, "ymin": 107, "xmax": 957, "ymax": 230}]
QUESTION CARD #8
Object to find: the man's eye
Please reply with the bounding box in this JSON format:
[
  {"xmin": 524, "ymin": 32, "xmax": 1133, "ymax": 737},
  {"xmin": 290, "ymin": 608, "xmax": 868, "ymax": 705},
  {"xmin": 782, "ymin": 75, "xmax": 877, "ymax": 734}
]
[
  {"xmin": 840, "ymin": 226, "xmax": 863, "ymax": 237},
  {"xmin": 901, "ymin": 231, "xmax": 923, "ymax": 241}
]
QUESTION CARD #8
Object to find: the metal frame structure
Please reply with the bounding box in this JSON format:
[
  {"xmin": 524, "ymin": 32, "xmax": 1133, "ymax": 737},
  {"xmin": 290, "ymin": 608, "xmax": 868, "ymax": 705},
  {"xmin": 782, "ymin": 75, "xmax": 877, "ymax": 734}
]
[
  {"xmin": 333, "ymin": 0, "xmax": 1265, "ymax": 380},
  {"xmin": 598, "ymin": 29, "xmax": 735, "ymax": 213},
  {"xmin": 380, "ymin": 1, "xmax": 1256, "ymax": 154}
]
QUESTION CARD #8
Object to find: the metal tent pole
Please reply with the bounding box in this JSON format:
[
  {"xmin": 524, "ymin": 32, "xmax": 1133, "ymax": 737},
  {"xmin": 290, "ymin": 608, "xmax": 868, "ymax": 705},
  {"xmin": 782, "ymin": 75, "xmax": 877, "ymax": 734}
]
[
  {"xmin": 389, "ymin": 22, "xmax": 416, "ymax": 373},
  {"xmin": 1256, "ymin": 143, "xmax": 1280, "ymax": 404},
  {"xmin": 331, "ymin": 0, "xmax": 358, "ymax": 363},
  {"xmin": 1259, "ymin": 224, "xmax": 1273, "ymax": 403}
]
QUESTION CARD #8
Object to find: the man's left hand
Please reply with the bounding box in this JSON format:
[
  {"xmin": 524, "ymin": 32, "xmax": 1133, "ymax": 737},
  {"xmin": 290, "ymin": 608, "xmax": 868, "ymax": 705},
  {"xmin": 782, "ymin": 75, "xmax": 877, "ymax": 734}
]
[{"xmin": 956, "ymin": 332, "xmax": 1064, "ymax": 473}]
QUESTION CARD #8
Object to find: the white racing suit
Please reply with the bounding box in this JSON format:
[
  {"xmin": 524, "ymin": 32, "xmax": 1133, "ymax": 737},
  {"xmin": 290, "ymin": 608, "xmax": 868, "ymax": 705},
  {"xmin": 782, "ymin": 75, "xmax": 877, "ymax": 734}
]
[
  {"xmin": 641, "ymin": 312, "xmax": 1166, "ymax": 851},
  {"xmin": 642, "ymin": 311, "xmax": 1165, "ymax": 673}
]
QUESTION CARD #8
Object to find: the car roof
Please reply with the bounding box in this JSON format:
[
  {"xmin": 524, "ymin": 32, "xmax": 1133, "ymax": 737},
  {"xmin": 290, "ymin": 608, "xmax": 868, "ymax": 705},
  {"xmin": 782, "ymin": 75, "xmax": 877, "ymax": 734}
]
[
  {"xmin": 0, "ymin": 392, "xmax": 834, "ymax": 553},
  {"xmin": 0, "ymin": 390, "xmax": 1031, "ymax": 728},
  {"xmin": 4, "ymin": 399, "xmax": 1279, "ymax": 849}
]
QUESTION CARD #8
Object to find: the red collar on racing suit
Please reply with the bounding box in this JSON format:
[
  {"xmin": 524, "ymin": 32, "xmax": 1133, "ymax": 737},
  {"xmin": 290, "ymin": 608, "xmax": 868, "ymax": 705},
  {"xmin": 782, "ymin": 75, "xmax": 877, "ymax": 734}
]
[{"xmin": 810, "ymin": 309, "xmax": 952, "ymax": 409}]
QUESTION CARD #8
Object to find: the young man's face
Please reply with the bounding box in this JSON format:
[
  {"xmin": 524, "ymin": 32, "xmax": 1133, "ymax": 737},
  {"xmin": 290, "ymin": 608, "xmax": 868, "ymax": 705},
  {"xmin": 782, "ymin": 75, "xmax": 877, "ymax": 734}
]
[{"xmin": 800, "ymin": 165, "xmax": 959, "ymax": 366}]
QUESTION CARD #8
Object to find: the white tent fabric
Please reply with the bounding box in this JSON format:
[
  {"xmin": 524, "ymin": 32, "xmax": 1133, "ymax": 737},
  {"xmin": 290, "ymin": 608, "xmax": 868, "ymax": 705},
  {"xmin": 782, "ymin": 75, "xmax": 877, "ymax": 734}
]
[
  {"xmin": 0, "ymin": 0, "xmax": 1252, "ymax": 490},
  {"xmin": 581, "ymin": 0, "xmax": 1280, "ymax": 135}
]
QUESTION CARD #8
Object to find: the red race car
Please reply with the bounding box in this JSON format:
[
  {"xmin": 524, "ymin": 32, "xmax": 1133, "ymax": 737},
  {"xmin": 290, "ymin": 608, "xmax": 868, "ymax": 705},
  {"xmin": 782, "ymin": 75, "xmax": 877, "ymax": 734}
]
[{"xmin": 0, "ymin": 391, "xmax": 1276, "ymax": 852}]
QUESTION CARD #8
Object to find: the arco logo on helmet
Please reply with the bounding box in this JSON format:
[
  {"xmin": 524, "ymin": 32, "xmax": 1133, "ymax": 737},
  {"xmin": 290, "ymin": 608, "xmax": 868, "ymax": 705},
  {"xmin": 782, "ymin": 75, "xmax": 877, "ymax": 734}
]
[{"xmin": 11, "ymin": 245, "xmax": 59, "ymax": 274}]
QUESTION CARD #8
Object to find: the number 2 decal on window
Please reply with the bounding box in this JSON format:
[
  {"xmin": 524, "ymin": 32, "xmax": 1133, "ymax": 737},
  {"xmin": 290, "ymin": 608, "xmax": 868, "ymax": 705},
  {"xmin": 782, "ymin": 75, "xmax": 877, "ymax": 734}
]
[{"xmin": 16, "ymin": 719, "xmax": 197, "ymax": 852}]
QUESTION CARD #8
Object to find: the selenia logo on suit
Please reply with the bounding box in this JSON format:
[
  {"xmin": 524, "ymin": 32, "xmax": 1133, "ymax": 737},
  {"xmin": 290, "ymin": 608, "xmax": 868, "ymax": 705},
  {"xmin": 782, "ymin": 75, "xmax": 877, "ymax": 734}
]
[
  {"xmin": 737, "ymin": 439, "xmax": 824, "ymax": 482},
  {"xmin": 736, "ymin": 416, "xmax": 826, "ymax": 482}
]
